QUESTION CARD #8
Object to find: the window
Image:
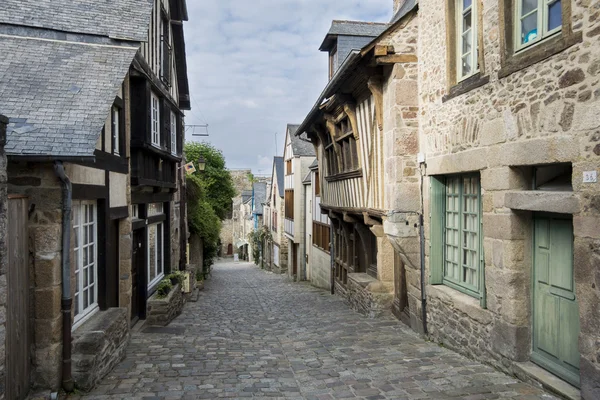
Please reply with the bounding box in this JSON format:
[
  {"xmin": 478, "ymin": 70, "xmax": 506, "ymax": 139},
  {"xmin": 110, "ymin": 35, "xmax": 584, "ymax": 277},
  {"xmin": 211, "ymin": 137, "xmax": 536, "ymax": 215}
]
[
  {"xmin": 286, "ymin": 160, "xmax": 292, "ymax": 175},
  {"xmin": 170, "ymin": 111, "xmax": 177, "ymax": 155},
  {"xmin": 112, "ymin": 106, "xmax": 121, "ymax": 156},
  {"xmin": 132, "ymin": 204, "xmax": 139, "ymax": 219},
  {"xmin": 73, "ymin": 201, "xmax": 98, "ymax": 328},
  {"xmin": 324, "ymin": 133, "xmax": 338, "ymax": 176},
  {"xmin": 272, "ymin": 211, "xmax": 278, "ymax": 232},
  {"xmin": 314, "ymin": 171, "xmax": 320, "ymax": 196},
  {"xmin": 151, "ymin": 92, "xmax": 160, "ymax": 147},
  {"xmin": 457, "ymin": 0, "xmax": 479, "ymax": 80},
  {"xmin": 430, "ymin": 174, "xmax": 483, "ymax": 299},
  {"xmin": 160, "ymin": 13, "xmax": 172, "ymax": 87},
  {"xmin": 148, "ymin": 222, "xmax": 164, "ymax": 288},
  {"xmin": 285, "ymin": 190, "xmax": 294, "ymax": 220},
  {"xmin": 313, "ymin": 222, "xmax": 330, "ymax": 252},
  {"xmin": 336, "ymin": 119, "xmax": 358, "ymax": 172},
  {"xmin": 516, "ymin": 0, "xmax": 561, "ymax": 51}
]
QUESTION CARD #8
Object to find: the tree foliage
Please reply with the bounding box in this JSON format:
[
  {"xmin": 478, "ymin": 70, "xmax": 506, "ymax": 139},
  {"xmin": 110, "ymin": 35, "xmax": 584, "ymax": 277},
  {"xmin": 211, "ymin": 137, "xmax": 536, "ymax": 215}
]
[
  {"xmin": 247, "ymin": 225, "xmax": 272, "ymax": 266},
  {"xmin": 185, "ymin": 142, "xmax": 235, "ymax": 269}
]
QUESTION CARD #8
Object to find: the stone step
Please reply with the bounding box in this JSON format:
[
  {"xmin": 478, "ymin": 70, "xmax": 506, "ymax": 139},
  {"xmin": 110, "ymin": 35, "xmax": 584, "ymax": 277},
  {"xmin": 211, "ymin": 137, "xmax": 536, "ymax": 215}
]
[{"xmin": 514, "ymin": 361, "xmax": 581, "ymax": 400}]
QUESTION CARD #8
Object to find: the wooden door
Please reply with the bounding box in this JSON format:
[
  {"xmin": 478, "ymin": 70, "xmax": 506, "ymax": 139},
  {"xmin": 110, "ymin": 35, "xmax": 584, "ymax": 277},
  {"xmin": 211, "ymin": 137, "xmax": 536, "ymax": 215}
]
[
  {"xmin": 227, "ymin": 243, "xmax": 233, "ymax": 255},
  {"xmin": 131, "ymin": 229, "xmax": 144, "ymax": 322},
  {"xmin": 292, "ymin": 243, "xmax": 298, "ymax": 277},
  {"xmin": 6, "ymin": 196, "xmax": 31, "ymax": 400},
  {"xmin": 532, "ymin": 215, "xmax": 580, "ymax": 388}
]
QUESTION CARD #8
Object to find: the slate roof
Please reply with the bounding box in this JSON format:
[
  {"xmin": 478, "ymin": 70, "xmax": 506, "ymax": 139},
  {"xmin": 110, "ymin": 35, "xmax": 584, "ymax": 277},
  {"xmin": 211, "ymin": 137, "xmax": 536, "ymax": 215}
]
[
  {"xmin": 319, "ymin": 20, "xmax": 389, "ymax": 51},
  {"xmin": 390, "ymin": 0, "xmax": 418, "ymax": 24},
  {"xmin": 0, "ymin": 0, "xmax": 153, "ymax": 42},
  {"xmin": 0, "ymin": 37, "xmax": 138, "ymax": 157},
  {"xmin": 241, "ymin": 190, "xmax": 253, "ymax": 204},
  {"xmin": 253, "ymin": 182, "xmax": 267, "ymax": 216},
  {"xmin": 274, "ymin": 156, "xmax": 284, "ymax": 198},
  {"xmin": 288, "ymin": 124, "xmax": 315, "ymax": 157},
  {"xmin": 326, "ymin": 20, "xmax": 389, "ymax": 37},
  {"xmin": 303, "ymin": 171, "xmax": 312, "ymax": 185}
]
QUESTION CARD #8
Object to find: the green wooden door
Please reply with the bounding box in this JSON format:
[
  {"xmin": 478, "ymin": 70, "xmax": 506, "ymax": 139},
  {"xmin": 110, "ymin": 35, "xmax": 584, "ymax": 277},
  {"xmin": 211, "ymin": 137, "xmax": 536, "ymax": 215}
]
[{"xmin": 532, "ymin": 215, "xmax": 580, "ymax": 388}]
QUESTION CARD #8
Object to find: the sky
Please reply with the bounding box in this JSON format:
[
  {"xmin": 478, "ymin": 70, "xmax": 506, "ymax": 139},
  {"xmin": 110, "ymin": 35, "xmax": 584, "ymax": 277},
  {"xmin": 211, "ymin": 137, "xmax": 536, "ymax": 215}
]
[{"xmin": 183, "ymin": 0, "xmax": 393, "ymax": 175}]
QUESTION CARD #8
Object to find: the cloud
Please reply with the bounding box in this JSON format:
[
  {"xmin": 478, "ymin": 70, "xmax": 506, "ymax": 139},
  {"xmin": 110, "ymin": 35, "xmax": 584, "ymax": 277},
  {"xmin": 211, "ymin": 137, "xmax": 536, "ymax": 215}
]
[{"xmin": 184, "ymin": 0, "xmax": 392, "ymax": 173}]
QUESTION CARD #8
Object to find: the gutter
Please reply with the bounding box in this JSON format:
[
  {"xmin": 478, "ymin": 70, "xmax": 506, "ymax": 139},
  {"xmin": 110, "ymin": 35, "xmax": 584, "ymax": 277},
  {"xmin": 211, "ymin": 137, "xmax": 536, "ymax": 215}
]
[
  {"xmin": 8, "ymin": 155, "xmax": 95, "ymax": 163},
  {"xmin": 54, "ymin": 161, "xmax": 74, "ymax": 392}
]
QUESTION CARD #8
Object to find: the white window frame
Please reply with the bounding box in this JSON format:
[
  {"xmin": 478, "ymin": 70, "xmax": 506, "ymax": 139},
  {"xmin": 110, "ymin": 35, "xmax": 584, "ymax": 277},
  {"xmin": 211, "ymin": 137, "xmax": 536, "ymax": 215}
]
[
  {"xmin": 147, "ymin": 222, "xmax": 165, "ymax": 289},
  {"xmin": 73, "ymin": 201, "xmax": 99, "ymax": 330},
  {"xmin": 515, "ymin": 0, "xmax": 562, "ymax": 52},
  {"xmin": 170, "ymin": 111, "xmax": 177, "ymax": 156},
  {"xmin": 151, "ymin": 92, "xmax": 160, "ymax": 147},
  {"xmin": 456, "ymin": 0, "xmax": 479, "ymax": 81},
  {"xmin": 112, "ymin": 106, "xmax": 120, "ymax": 156}
]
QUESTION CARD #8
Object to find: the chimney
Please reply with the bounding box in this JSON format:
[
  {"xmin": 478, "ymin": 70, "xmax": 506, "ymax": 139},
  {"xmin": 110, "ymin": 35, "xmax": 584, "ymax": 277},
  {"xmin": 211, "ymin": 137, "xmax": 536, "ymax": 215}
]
[{"xmin": 394, "ymin": 0, "xmax": 406, "ymax": 14}]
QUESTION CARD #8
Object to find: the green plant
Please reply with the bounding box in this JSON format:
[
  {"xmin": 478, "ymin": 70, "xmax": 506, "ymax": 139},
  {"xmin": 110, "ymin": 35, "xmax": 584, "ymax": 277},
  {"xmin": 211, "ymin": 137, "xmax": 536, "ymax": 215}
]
[
  {"xmin": 248, "ymin": 226, "xmax": 272, "ymax": 266},
  {"xmin": 196, "ymin": 269, "xmax": 204, "ymax": 282},
  {"xmin": 167, "ymin": 271, "xmax": 185, "ymax": 286},
  {"xmin": 156, "ymin": 278, "xmax": 173, "ymax": 298}
]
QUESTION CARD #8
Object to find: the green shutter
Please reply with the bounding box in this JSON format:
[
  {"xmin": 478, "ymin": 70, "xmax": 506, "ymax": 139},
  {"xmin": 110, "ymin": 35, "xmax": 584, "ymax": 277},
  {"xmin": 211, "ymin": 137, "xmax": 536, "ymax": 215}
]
[{"xmin": 429, "ymin": 176, "xmax": 445, "ymax": 284}]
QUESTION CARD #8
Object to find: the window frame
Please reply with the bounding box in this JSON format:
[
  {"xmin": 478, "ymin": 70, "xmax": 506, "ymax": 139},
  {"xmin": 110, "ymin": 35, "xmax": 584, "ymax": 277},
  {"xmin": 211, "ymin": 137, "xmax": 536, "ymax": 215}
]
[
  {"xmin": 456, "ymin": 0, "xmax": 479, "ymax": 82},
  {"xmin": 170, "ymin": 110, "xmax": 177, "ymax": 156},
  {"xmin": 430, "ymin": 174, "xmax": 485, "ymax": 302},
  {"xmin": 72, "ymin": 200, "xmax": 99, "ymax": 330},
  {"xmin": 151, "ymin": 91, "xmax": 160, "ymax": 147},
  {"xmin": 111, "ymin": 106, "xmax": 121, "ymax": 156},
  {"xmin": 147, "ymin": 221, "xmax": 165, "ymax": 289},
  {"xmin": 514, "ymin": 0, "xmax": 562, "ymax": 52}
]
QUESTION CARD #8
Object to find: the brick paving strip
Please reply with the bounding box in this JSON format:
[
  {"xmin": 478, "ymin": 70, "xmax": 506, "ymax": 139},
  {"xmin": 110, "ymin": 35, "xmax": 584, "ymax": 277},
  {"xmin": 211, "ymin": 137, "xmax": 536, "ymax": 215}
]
[{"xmin": 73, "ymin": 260, "xmax": 557, "ymax": 400}]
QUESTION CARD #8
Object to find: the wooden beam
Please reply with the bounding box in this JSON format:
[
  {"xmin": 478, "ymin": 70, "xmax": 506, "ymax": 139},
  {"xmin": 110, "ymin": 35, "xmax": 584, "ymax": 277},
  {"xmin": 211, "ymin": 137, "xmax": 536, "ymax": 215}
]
[
  {"xmin": 374, "ymin": 44, "xmax": 395, "ymax": 56},
  {"xmin": 363, "ymin": 212, "xmax": 382, "ymax": 227},
  {"xmin": 375, "ymin": 54, "xmax": 418, "ymax": 65},
  {"xmin": 343, "ymin": 212, "xmax": 358, "ymax": 224},
  {"xmin": 367, "ymin": 76, "xmax": 384, "ymax": 132}
]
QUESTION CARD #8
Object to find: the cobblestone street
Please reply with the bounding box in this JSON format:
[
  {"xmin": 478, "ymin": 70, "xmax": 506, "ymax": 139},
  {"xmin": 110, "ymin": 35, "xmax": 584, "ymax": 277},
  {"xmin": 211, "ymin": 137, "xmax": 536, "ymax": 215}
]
[{"xmin": 77, "ymin": 261, "xmax": 556, "ymax": 400}]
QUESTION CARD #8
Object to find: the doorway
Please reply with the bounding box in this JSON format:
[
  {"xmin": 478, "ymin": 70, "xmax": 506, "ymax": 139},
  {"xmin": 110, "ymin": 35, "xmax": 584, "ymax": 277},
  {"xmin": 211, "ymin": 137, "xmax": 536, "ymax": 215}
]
[
  {"xmin": 393, "ymin": 251, "xmax": 410, "ymax": 326},
  {"xmin": 131, "ymin": 229, "xmax": 145, "ymax": 323},
  {"xmin": 532, "ymin": 214, "xmax": 580, "ymax": 388}
]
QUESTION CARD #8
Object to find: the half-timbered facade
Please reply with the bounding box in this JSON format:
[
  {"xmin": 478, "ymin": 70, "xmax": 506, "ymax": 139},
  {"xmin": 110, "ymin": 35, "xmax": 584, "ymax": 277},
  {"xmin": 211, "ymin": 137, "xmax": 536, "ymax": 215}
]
[
  {"xmin": 128, "ymin": 0, "xmax": 190, "ymax": 323},
  {"xmin": 283, "ymin": 124, "xmax": 316, "ymax": 280},
  {"xmin": 295, "ymin": 9, "xmax": 419, "ymax": 318},
  {"xmin": 0, "ymin": 0, "xmax": 155, "ymax": 393}
]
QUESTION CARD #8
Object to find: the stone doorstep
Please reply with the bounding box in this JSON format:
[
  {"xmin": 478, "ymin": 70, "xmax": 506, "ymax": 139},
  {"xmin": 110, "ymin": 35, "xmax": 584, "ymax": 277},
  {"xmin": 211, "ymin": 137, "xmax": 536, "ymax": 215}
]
[{"xmin": 514, "ymin": 361, "xmax": 581, "ymax": 400}]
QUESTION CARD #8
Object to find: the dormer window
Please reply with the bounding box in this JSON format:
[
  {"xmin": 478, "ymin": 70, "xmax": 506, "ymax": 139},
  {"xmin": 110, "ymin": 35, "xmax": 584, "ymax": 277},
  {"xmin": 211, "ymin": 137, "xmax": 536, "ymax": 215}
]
[{"xmin": 329, "ymin": 46, "xmax": 338, "ymax": 79}]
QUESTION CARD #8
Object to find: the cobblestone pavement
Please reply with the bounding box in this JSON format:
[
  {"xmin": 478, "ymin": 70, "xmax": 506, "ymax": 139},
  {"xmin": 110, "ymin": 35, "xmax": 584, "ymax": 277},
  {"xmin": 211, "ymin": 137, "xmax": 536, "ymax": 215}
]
[{"xmin": 76, "ymin": 260, "xmax": 557, "ymax": 400}]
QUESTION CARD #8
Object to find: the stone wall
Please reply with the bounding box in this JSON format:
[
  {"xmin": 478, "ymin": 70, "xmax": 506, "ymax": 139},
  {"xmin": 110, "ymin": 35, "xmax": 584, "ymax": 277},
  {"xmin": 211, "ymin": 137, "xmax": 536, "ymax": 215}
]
[
  {"xmin": 219, "ymin": 218, "xmax": 233, "ymax": 257},
  {"xmin": 8, "ymin": 161, "xmax": 63, "ymax": 390},
  {"xmin": 309, "ymin": 245, "xmax": 330, "ymax": 290},
  {"xmin": 0, "ymin": 115, "xmax": 8, "ymax": 400},
  {"xmin": 418, "ymin": 0, "xmax": 600, "ymax": 396},
  {"xmin": 72, "ymin": 308, "xmax": 129, "ymax": 391},
  {"xmin": 336, "ymin": 273, "xmax": 394, "ymax": 319},
  {"xmin": 146, "ymin": 283, "xmax": 184, "ymax": 326}
]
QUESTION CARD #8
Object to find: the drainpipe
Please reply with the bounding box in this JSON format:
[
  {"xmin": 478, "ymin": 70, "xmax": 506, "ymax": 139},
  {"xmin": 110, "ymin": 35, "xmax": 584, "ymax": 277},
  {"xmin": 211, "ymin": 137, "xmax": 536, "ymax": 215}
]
[
  {"xmin": 54, "ymin": 161, "xmax": 74, "ymax": 392},
  {"xmin": 301, "ymin": 184, "xmax": 307, "ymax": 281},
  {"xmin": 419, "ymin": 163, "xmax": 428, "ymax": 335},
  {"xmin": 330, "ymin": 220, "xmax": 335, "ymax": 295}
]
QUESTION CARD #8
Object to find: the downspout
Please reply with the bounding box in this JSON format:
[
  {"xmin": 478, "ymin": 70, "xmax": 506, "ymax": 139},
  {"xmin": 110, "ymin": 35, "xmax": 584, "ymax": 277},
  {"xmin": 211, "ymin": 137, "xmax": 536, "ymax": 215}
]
[
  {"xmin": 54, "ymin": 161, "xmax": 74, "ymax": 392},
  {"xmin": 419, "ymin": 164, "xmax": 428, "ymax": 335},
  {"xmin": 330, "ymin": 219, "xmax": 335, "ymax": 295}
]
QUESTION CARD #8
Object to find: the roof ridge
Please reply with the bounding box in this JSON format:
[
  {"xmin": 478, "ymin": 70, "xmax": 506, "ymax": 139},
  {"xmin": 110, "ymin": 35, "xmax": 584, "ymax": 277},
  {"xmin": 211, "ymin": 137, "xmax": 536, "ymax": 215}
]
[{"xmin": 331, "ymin": 20, "xmax": 389, "ymax": 25}]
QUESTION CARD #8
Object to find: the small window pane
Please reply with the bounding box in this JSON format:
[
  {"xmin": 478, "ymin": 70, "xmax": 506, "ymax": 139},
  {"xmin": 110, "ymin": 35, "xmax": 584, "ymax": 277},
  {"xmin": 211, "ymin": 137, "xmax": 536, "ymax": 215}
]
[
  {"xmin": 462, "ymin": 33, "xmax": 473, "ymax": 54},
  {"xmin": 548, "ymin": 0, "xmax": 562, "ymax": 31},
  {"xmin": 463, "ymin": 0, "xmax": 472, "ymax": 9},
  {"xmin": 522, "ymin": 0, "xmax": 538, "ymax": 15},
  {"xmin": 463, "ymin": 11, "xmax": 472, "ymax": 32},
  {"xmin": 462, "ymin": 56, "xmax": 472, "ymax": 75},
  {"xmin": 521, "ymin": 12, "xmax": 539, "ymax": 44}
]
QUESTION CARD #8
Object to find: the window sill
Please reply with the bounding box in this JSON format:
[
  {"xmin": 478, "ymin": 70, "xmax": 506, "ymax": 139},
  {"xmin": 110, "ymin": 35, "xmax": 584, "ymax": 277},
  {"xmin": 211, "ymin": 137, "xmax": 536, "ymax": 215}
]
[
  {"xmin": 499, "ymin": 31, "xmax": 583, "ymax": 79},
  {"xmin": 325, "ymin": 169, "xmax": 363, "ymax": 182},
  {"xmin": 72, "ymin": 305, "xmax": 100, "ymax": 331},
  {"xmin": 443, "ymin": 73, "xmax": 490, "ymax": 103}
]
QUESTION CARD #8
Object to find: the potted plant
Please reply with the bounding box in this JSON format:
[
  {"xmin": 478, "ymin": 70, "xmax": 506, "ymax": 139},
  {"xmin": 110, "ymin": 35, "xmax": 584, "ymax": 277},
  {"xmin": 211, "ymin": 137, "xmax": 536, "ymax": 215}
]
[{"xmin": 156, "ymin": 278, "xmax": 173, "ymax": 299}]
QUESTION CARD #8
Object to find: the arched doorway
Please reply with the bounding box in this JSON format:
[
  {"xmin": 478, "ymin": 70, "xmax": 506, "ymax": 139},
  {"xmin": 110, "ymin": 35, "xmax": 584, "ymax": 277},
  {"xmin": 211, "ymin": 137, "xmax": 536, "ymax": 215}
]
[{"xmin": 227, "ymin": 243, "xmax": 233, "ymax": 255}]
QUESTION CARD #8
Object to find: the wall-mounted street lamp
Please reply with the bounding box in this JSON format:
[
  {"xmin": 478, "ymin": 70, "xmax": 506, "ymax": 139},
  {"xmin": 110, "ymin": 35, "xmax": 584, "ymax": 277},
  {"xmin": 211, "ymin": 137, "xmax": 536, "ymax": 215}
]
[{"xmin": 197, "ymin": 156, "xmax": 206, "ymax": 172}]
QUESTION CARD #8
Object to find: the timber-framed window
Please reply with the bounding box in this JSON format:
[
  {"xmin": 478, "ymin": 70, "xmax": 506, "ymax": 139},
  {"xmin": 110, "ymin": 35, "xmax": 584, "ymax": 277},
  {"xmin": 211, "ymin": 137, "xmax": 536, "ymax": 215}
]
[
  {"xmin": 336, "ymin": 119, "xmax": 358, "ymax": 172},
  {"xmin": 313, "ymin": 222, "xmax": 330, "ymax": 253},
  {"xmin": 498, "ymin": 0, "xmax": 580, "ymax": 78},
  {"xmin": 73, "ymin": 201, "xmax": 98, "ymax": 329},
  {"xmin": 324, "ymin": 132, "xmax": 338, "ymax": 176},
  {"xmin": 111, "ymin": 105, "xmax": 123, "ymax": 156},
  {"xmin": 160, "ymin": 11, "xmax": 172, "ymax": 88},
  {"xmin": 286, "ymin": 160, "xmax": 292, "ymax": 175},
  {"xmin": 151, "ymin": 91, "xmax": 160, "ymax": 147},
  {"xmin": 430, "ymin": 174, "xmax": 484, "ymax": 300},
  {"xmin": 314, "ymin": 171, "xmax": 320, "ymax": 196},
  {"xmin": 333, "ymin": 221, "xmax": 349, "ymax": 285}
]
